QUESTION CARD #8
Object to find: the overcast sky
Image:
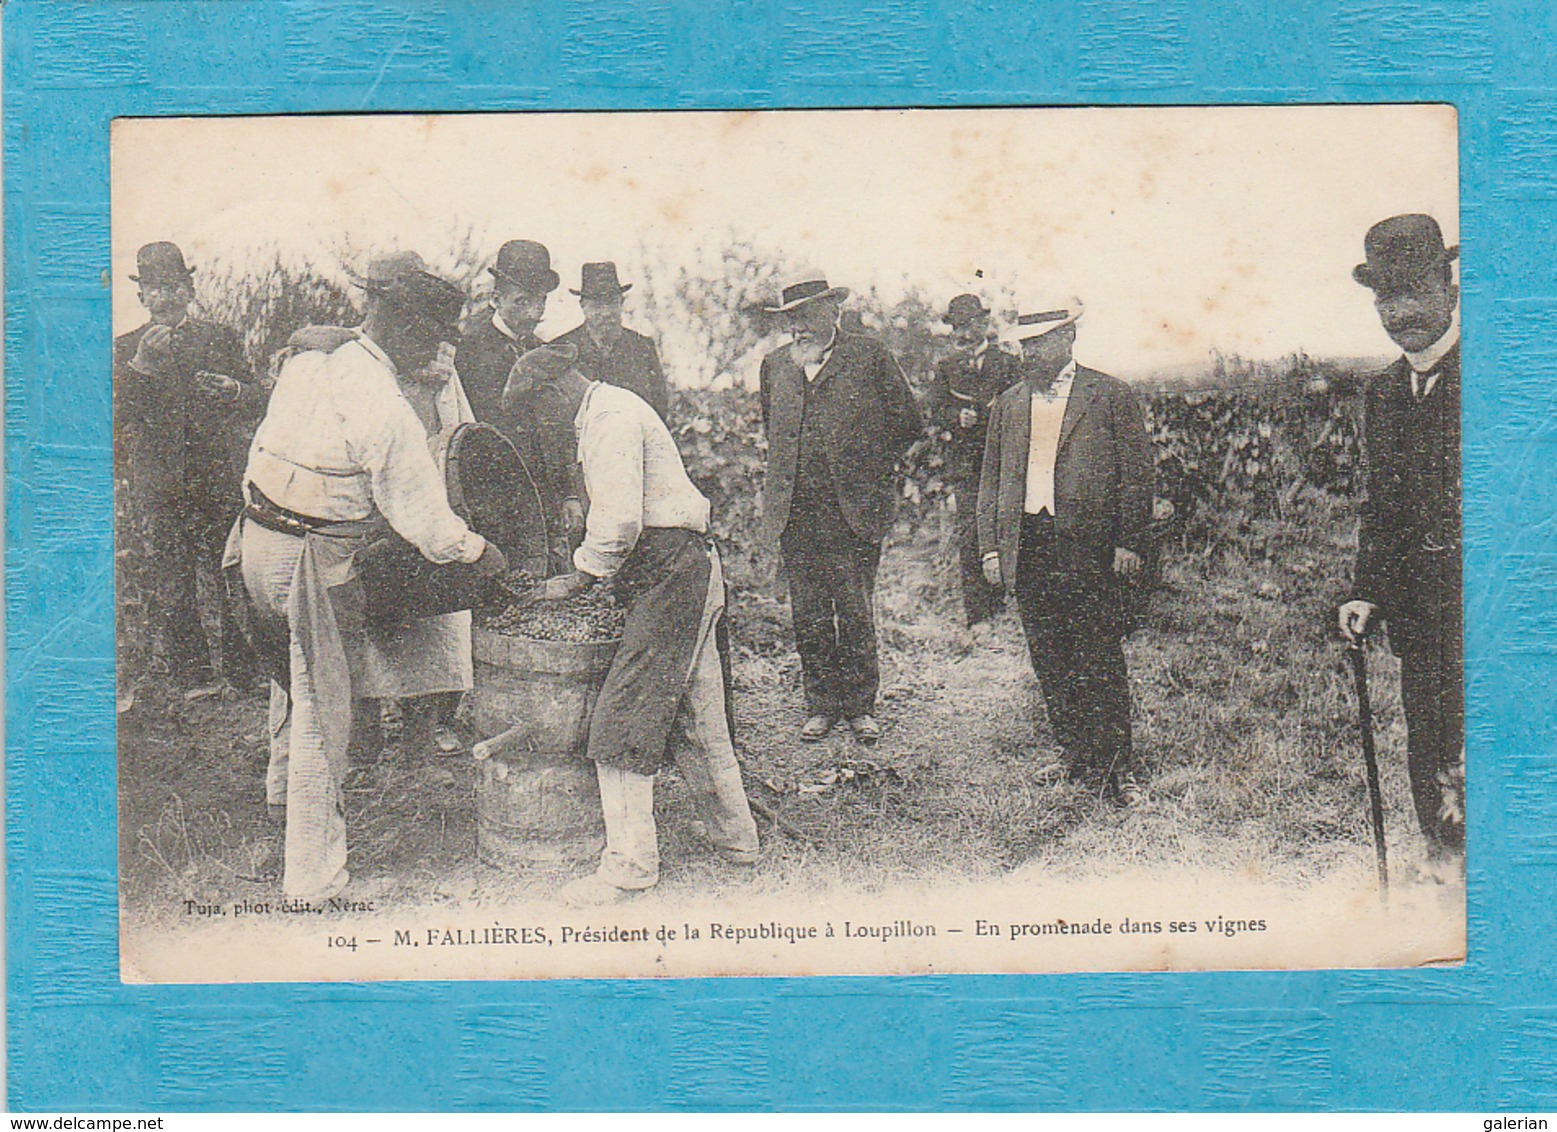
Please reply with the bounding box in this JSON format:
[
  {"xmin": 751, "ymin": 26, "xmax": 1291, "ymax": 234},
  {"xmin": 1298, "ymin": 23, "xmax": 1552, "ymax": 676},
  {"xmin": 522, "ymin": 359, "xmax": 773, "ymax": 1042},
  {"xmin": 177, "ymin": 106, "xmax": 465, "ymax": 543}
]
[{"xmin": 113, "ymin": 105, "xmax": 1457, "ymax": 377}]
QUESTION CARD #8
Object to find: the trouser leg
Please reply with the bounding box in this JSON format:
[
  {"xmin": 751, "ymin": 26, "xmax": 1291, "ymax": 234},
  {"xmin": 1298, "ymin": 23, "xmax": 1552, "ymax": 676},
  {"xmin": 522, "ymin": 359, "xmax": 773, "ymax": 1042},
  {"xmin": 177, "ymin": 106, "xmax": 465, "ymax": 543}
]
[
  {"xmin": 281, "ymin": 637, "xmax": 351, "ymax": 899},
  {"xmin": 155, "ymin": 504, "xmax": 209, "ymax": 678},
  {"xmin": 1015, "ymin": 578, "xmax": 1074, "ymax": 755},
  {"xmin": 1062, "ymin": 616, "xmax": 1132, "ymax": 780},
  {"xmin": 673, "ymin": 629, "xmax": 759, "ymax": 854},
  {"xmin": 1014, "ymin": 519, "xmax": 1075, "ymax": 756},
  {"xmin": 265, "ymin": 679, "xmax": 290, "ymax": 807},
  {"xmin": 783, "ymin": 525, "xmax": 844, "ymax": 717},
  {"xmin": 1400, "ymin": 630, "xmax": 1464, "ymax": 858},
  {"xmin": 830, "ymin": 532, "xmax": 882, "ymax": 719},
  {"xmin": 424, "ymin": 691, "xmax": 462, "ymax": 727},
  {"xmin": 593, "ymin": 764, "xmax": 661, "ymax": 890}
]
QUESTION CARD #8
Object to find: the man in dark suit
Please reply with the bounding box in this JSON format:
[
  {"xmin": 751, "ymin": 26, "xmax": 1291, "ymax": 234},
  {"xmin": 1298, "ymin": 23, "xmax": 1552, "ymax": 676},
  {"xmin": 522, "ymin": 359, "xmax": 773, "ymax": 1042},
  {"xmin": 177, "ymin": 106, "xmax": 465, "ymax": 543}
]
[
  {"xmin": 977, "ymin": 299, "xmax": 1153, "ymax": 802},
  {"xmin": 760, "ymin": 275, "xmax": 924, "ymax": 743},
  {"xmin": 455, "ymin": 240, "xmax": 581, "ymax": 559},
  {"xmin": 552, "ymin": 262, "xmax": 670, "ymax": 421},
  {"xmin": 114, "ymin": 240, "xmax": 265, "ymax": 687},
  {"xmin": 455, "ymin": 239, "xmax": 558, "ymax": 428},
  {"xmin": 1338, "ymin": 213, "xmax": 1463, "ymax": 877},
  {"xmin": 931, "ymin": 293, "xmax": 1022, "ymax": 632}
]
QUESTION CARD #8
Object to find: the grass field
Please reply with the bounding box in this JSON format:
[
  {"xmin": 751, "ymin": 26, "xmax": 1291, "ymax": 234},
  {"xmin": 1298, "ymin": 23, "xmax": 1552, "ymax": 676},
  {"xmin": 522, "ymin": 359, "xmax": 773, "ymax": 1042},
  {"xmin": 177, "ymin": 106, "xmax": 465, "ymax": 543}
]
[{"xmin": 117, "ymin": 482, "xmax": 1436, "ymax": 937}]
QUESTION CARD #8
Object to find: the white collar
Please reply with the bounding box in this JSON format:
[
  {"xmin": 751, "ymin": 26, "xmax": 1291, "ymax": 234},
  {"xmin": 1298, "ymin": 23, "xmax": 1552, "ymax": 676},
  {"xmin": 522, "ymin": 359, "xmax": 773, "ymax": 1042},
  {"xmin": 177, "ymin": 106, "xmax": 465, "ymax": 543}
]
[
  {"xmin": 797, "ymin": 330, "xmax": 838, "ymax": 371},
  {"xmin": 1032, "ymin": 360, "xmax": 1076, "ymax": 399},
  {"xmin": 1404, "ymin": 308, "xmax": 1460, "ymax": 374},
  {"xmin": 355, "ymin": 333, "xmax": 398, "ymax": 376},
  {"xmin": 573, "ymin": 380, "xmax": 603, "ymax": 432},
  {"xmin": 492, "ymin": 310, "xmax": 520, "ymax": 342}
]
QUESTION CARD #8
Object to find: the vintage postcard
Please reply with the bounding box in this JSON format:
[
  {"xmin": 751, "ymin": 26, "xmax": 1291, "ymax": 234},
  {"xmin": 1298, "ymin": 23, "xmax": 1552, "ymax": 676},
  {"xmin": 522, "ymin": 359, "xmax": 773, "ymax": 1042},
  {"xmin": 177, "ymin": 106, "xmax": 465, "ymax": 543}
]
[{"xmin": 112, "ymin": 105, "xmax": 1464, "ymax": 983}]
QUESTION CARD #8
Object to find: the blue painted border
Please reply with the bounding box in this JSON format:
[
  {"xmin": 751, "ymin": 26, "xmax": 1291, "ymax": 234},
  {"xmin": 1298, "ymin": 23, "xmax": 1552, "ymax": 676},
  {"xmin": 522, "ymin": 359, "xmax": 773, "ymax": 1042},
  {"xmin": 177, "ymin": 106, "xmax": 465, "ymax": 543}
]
[{"xmin": 7, "ymin": 0, "xmax": 1555, "ymax": 1111}]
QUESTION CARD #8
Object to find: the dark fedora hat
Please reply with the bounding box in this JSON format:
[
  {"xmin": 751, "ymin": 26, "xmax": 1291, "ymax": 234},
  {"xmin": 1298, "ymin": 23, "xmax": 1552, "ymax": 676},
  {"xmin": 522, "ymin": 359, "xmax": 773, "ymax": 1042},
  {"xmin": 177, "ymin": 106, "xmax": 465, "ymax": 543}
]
[
  {"xmin": 513, "ymin": 342, "xmax": 581, "ymax": 384},
  {"xmin": 570, "ymin": 261, "xmax": 632, "ymax": 300},
  {"xmin": 490, "ymin": 239, "xmax": 560, "ymax": 293},
  {"xmin": 347, "ymin": 250, "xmax": 431, "ymax": 294},
  {"xmin": 395, "ymin": 271, "xmax": 466, "ymax": 340},
  {"xmin": 130, "ymin": 241, "xmax": 195, "ymax": 285},
  {"xmin": 762, "ymin": 274, "xmax": 851, "ymax": 314},
  {"xmin": 1353, "ymin": 214, "xmax": 1459, "ymax": 291},
  {"xmin": 349, "ymin": 252, "xmax": 464, "ymax": 340},
  {"xmin": 944, "ymin": 293, "xmax": 990, "ymax": 327}
]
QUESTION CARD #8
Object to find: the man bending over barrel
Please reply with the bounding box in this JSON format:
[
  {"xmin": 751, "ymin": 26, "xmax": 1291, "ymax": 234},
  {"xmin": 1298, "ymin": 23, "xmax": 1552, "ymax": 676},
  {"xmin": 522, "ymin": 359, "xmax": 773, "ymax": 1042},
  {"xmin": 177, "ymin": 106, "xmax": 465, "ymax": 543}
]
[
  {"xmin": 230, "ymin": 254, "xmax": 509, "ymax": 902},
  {"xmin": 521, "ymin": 344, "xmax": 760, "ymax": 908}
]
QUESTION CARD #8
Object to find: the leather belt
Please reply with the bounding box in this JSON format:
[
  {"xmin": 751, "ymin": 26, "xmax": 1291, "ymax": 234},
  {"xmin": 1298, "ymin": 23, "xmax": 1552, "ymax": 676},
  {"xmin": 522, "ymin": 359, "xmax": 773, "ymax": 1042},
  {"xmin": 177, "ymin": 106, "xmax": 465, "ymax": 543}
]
[{"xmin": 244, "ymin": 483, "xmax": 373, "ymax": 540}]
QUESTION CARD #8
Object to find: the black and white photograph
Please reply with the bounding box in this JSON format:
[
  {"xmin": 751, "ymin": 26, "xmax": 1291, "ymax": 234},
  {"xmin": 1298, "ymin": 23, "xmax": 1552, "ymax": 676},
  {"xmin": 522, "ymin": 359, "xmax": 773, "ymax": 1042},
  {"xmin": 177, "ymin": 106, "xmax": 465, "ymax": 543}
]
[{"xmin": 112, "ymin": 106, "xmax": 1464, "ymax": 982}]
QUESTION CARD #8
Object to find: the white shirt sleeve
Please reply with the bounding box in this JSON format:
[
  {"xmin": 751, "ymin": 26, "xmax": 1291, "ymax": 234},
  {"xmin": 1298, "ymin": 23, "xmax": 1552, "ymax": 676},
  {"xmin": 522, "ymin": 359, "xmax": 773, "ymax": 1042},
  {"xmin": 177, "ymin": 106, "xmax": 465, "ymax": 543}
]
[
  {"xmin": 359, "ymin": 398, "xmax": 486, "ymax": 565},
  {"xmin": 572, "ymin": 402, "xmax": 645, "ymax": 579}
]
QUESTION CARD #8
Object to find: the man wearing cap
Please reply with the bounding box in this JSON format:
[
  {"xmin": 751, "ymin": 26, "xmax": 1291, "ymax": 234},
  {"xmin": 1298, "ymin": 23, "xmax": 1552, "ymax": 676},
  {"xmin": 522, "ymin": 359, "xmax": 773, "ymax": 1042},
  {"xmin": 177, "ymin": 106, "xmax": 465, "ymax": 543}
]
[
  {"xmin": 234, "ymin": 251, "xmax": 509, "ymax": 900},
  {"xmin": 523, "ymin": 345, "xmax": 759, "ymax": 907},
  {"xmin": 1338, "ymin": 214, "xmax": 1464, "ymax": 877},
  {"xmin": 499, "ymin": 337, "xmax": 587, "ymax": 567},
  {"xmin": 552, "ymin": 262, "xmax": 670, "ymax": 422},
  {"xmin": 759, "ymin": 275, "xmax": 924, "ymax": 743},
  {"xmin": 931, "ymin": 293, "xmax": 1022, "ymax": 634},
  {"xmin": 978, "ymin": 300, "xmax": 1153, "ymax": 803},
  {"xmin": 115, "ymin": 240, "xmax": 266, "ymax": 688}
]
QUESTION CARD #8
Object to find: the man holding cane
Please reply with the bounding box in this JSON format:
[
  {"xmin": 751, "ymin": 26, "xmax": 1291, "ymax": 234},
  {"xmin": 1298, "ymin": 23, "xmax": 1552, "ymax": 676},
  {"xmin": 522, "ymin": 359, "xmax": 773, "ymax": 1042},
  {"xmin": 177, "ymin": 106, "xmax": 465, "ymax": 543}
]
[{"xmin": 1339, "ymin": 214, "xmax": 1464, "ymax": 880}]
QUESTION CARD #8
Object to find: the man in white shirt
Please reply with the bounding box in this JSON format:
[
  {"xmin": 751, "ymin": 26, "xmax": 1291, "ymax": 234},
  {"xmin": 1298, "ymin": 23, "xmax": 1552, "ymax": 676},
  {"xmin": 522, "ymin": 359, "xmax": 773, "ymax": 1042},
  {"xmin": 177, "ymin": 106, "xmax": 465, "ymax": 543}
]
[
  {"xmin": 522, "ymin": 345, "xmax": 759, "ymax": 907},
  {"xmin": 234, "ymin": 255, "xmax": 509, "ymax": 901},
  {"xmin": 1337, "ymin": 214, "xmax": 1464, "ymax": 877},
  {"xmin": 977, "ymin": 300, "xmax": 1154, "ymax": 804}
]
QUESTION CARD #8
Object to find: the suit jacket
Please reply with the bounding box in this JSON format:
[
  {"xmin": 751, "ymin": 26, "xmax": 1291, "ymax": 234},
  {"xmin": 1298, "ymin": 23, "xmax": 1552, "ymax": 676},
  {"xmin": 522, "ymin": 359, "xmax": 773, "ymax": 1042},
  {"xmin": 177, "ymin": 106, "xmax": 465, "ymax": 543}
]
[
  {"xmin": 552, "ymin": 322, "xmax": 669, "ymax": 421},
  {"xmin": 760, "ymin": 331, "xmax": 924, "ymax": 545},
  {"xmin": 931, "ymin": 343, "xmax": 1022, "ymax": 485},
  {"xmin": 113, "ymin": 317, "xmax": 262, "ymax": 509},
  {"xmin": 454, "ymin": 312, "xmax": 541, "ymax": 432},
  {"xmin": 977, "ymin": 365, "xmax": 1153, "ymax": 591},
  {"xmin": 1352, "ymin": 345, "xmax": 1461, "ymax": 645}
]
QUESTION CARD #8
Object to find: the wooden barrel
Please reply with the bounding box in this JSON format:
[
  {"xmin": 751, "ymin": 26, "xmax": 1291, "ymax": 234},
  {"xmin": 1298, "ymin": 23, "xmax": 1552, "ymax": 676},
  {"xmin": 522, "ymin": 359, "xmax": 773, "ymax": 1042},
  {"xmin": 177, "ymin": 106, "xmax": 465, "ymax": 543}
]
[{"xmin": 470, "ymin": 625, "xmax": 616, "ymax": 867}]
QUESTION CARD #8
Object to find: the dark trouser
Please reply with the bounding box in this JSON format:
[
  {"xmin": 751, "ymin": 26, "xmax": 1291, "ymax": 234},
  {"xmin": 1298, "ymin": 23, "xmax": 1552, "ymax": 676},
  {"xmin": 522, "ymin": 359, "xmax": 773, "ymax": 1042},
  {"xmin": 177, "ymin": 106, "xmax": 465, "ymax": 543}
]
[
  {"xmin": 146, "ymin": 494, "xmax": 255, "ymax": 683},
  {"xmin": 1013, "ymin": 513, "xmax": 1132, "ymax": 781},
  {"xmin": 1395, "ymin": 565, "xmax": 1465, "ymax": 859},
  {"xmin": 952, "ymin": 477, "xmax": 1005, "ymax": 627},
  {"xmin": 781, "ymin": 493, "xmax": 883, "ymax": 720}
]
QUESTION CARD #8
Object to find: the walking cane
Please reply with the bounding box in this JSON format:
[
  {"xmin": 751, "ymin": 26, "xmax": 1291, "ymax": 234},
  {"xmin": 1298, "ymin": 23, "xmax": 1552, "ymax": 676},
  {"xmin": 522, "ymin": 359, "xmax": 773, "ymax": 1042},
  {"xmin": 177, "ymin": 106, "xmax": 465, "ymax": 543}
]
[{"xmin": 1346, "ymin": 639, "xmax": 1390, "ymax": 898}]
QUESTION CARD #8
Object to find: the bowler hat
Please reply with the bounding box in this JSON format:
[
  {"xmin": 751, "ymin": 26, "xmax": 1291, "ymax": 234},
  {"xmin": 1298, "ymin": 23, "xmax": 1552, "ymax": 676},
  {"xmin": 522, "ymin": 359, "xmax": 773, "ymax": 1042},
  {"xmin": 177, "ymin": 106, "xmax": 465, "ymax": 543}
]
[
  {"xmin": 490, "ymin": 240, "xmax": 560, "ymax": 293},
  {"xmin": 1352, "ymin": 214, "xmax": 1459, "ymax": 292},
  {"xmin": 130, "ymin": 241, "xmax": 195, "ymax": 285},
  {"xmin": 571, "ymin": 261, "xmax": 632, "ymax": 300},
  {"xmin": 1015, "ymin": 297, "xmax": 1084, "ymax": 340},
  {"xmin": 944, "ymin": 293, "xmax": 990, "ymax": 327},
  {"xmin": 762, "ymin": 274, "xmax": 851, "ymax": 314}
]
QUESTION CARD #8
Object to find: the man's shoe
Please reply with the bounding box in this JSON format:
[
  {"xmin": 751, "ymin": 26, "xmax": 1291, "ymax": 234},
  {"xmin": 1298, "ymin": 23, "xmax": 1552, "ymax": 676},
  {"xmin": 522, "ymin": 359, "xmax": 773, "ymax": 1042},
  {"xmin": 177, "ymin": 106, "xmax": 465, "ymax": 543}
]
[
  {"xmin": 800, "ymin": 715, "xmax": 835, "ymax": 741},
  {"xmin": 432, "ymin": 724, "xmax": 463, "ymax": 755},
  {"xmin": 689, "ymin": 819, "xmax": 760, "ymax": 867},
  {"xmin": 848, "ymin": 715, "xmax": 882, "ymax": 744},
  {"xmin": 558, "ymin": 873, "xmax": 645, "ymax": 908},
  {"xmin": 238, "ymin": 838, "xmax": 283, "ymax": 884},
  {"xmin": 1113, "ymin": 771, "xmax": 1148, "ymax": 808},
  {"xmin": 291, "ymin": 867, "xmax": 350, "ymax": 904}
]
